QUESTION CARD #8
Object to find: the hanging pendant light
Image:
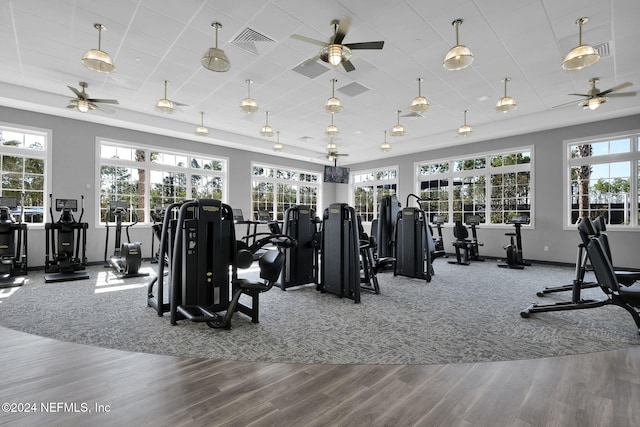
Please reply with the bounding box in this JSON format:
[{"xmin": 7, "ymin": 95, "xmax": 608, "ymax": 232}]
[
  {"xmin": 273, "ymin": 131, "xmax": 284, "ymax": 152},
  {"xmin": 201, "ymin": 22, "xmax": 230, "ymax": 72},
  {"xmin": 324, "ymin": 78, "xmax": 343, "ymax": 113},
  {"xmin": 239, "ymin": 79, "xmax": 259, "ymax": 113},
  {"xmin": 76, "ymin": 99, "xmax": 90, "ymax": 113},
  {"xmin": 409, "ymin": 78, "xmax": 430, "ymax": 114},
  {"xmin": 495, "ymin": 77, "xmax": 518, "ymax": 113},
  {"xmin": 457, "ymin": 110, "xmax": 473, "ymax": 136},
  {"xmin": 260, "ymin": 111, "xmax": 274, "ymax": 137},
  {"xmin": 325, "ymin": 113, "xmax": 339, "ymax": 137},
  {"xmin": 326, "ymin": 138, "xmax": 337, "ymax": 152},
  {"xmin": 562, "ymin": 17, "xmax": 600, "ymax": 71},
  {"xmin": 82, "ymin": 23, "xmax": 116, "ymax": 73},
  {"xmin": 380, "ymin": 130, "xmax": 391, "ymax": 152},
  {"xmin": 443, "ymin": 19, "xmax": 474, "ymax": 71},
  {"xmin": 195, "ymin": 111, "xmax": 209, "ymax": 136},
  {"xmin": 155, "ymin": 80, "xmax": 175, "ymax": 114},
  {"xmin": 390, "ymin": 110, "xmax": 405, "ymax": 137}
]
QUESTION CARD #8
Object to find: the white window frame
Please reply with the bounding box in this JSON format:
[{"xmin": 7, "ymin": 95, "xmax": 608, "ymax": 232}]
[{"xmin": 350, "ymin": 165, "xmax": 399, "ymax": 223}]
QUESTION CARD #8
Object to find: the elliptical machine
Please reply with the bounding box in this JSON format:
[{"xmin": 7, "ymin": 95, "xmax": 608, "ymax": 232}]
[
  {"xmin": 44, "ymin": 195, "xmax": 89, "ymax": 283},
  {"xmin": 498, "ymin": 215, "xmax": 530, "ymax": 269},
  {"xmin": 0, "ymin": 196, "xmax": 28, "ymax": 288},
  {"xmin": 103, "ymin": 201, "xmax": 147, "ymax": 278}
]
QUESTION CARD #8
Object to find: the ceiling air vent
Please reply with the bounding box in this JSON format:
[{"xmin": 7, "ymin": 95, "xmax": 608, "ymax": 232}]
[
  {"xmin": 231, "ymin": 28, "xmax": 275, "ymax": 55},
  {"xmin": 337, "ymin": 81, "xmax": 369, "ymax": 97},
  {"xmin": 592, "ymin": 41, "xmax": 610, "ymax": 57}
]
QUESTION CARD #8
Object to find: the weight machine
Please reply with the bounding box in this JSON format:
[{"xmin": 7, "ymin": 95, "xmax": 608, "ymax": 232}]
[
  {"xmin": 393, "ymin": 194, "xmax": 434, "ymax": 282},
  {"xmin": 44, "ymin": 195, "xmax": 89, "ymax": 283},
  {"xmin": 0, "ymin": 197, "xmax": 27, "ymax": 288},
  {"xmin": 279, "ymin": 205, "xmax": 320, "ymax": 290}
]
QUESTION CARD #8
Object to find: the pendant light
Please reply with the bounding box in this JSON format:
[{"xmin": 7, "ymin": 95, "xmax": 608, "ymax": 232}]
[
  {"xmin": 562, "ymin": 17, "xmax": 600, "ymax": 71},
  {"xmin": 380, "ymin": 130, "xmax": 391, "ymax": 152},
  {"xmin": 495, "ymin": 77, "xmax": 517, "ymax": 113},
  {"xmin": 390, "ymin": 110, "xmax": 405, "ymax": 137},
  {"xmin": 327, "ymin": 138, "xmax": 337, "ymax": 152},
  {"xmin": 201, "ymin": 22, "xmax": 230, "ymax": 72},
  {"xmin": 239, "ymin": 79, "xmax": 259, "ymax": 113},
  {"xmin": 325, "ymin": 113, "xmax": 339, "ymax": 137},
  {"xmin": 409, "ymin": 78, "xmax": 430, "ymax": 114},
  {"xmin": 443, "ymin": 19, "xmax": 474, "ymax": 71},
  {"xmin": 76, "ymin": 99, "xmax": 90, "ymax": 113},
  {"xmin": 82, "ymin": 23, "xmax": 116, "ymax": 73},
  {"xmin": 155, "ymin": 80, "xmax": 175, "ymax": 114},
  {"xmin": 273, "ymin": 131, "xmax": 284, "ymax": 152},
  {"xmin": 260, "ymin": 111, "xmax": 274, "ymax": 137},
  {"xmin": 195, "ymin": 111, "xmax": 209, "ymax": 136},
  {"xmin": 457, "ymin": 110, "xmax": 473, "ymax": 136},
  {"xmin": 324, "ymin": 78, "xmax": 343, "ymax": 113}
]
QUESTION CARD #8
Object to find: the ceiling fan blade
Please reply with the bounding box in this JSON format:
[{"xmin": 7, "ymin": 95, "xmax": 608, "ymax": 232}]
[
  {"xmin": 567, "ymin": 93, "xmax": 589, "ymax": 97},
  {"xmin": 290, "ymin": 34, "xmax": 328, "ymax": 47},
  {"xmin": 552, "ymin": 100, "xmax": 580, "ymax": 109},
  {"xmin": 172, "ymin": 101, "xmax": 190, "ymax": 107},
  {"xmin": 302, "ymin": 54, "xmax": 321, "ymax": 66},
  {"xmin": 342, "ymin": 60, "xmax": 356, "ymax": 72},
  {"xmin": 333, "ymin": 16, "xmax": 351, "ymax": 44},
  {"xmin": 68, "ymin": 86, "xmax": 83, "ymax": 98},
  {"xmin": 599, "ymin": 82, "xmax": 633, "ymax": 96},
  {"xmin": 607, "ymin": 91, "xmax": 637, "ymax": 97},
  {"xmin": 95, "ymin": 104, "xmax": 116, "ymax": 114},
  {"xmin": 345, "ymin": 41, "xmax": 385, "ymax": 50},
  {"xmin": 87, "ymin": 98, "xmax": 119, "ymax": 105},
  {"xmin": 66, "ymin": 104, "xmax": 76, "ymax": 109}
]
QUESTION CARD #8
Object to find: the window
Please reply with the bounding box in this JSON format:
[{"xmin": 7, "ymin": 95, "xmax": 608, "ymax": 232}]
[
  {"xmin": 251, "ymin": 164, "xmax": 320, "ymax": 221},
  {"xmin": 416, "ymin": 148, "xmax": 533, "ymax": 225},
  {"xmin": 99, "ymin": 140, "xmax": 226, "ymax": 223},
  {"xmin": 566, "ymin": 133, "xmax": 639, "ymax": 227},
  {"xmin": 351, "ymin": 167, "xmax": 398, "ymax": 222},
  {"xmin": 0, "ymin": 124, "xmax": 48, "ymax": 223}
]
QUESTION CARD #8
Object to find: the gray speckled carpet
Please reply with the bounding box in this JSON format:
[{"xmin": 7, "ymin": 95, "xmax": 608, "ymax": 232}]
[{"xmin": 0, "ymin": 258, "xmax": 638, "ymax": 365}]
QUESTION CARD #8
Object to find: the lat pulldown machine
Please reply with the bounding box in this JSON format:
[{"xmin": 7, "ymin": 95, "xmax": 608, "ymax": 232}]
[
  {"xmin": 394, "ymin": 194, "xmax": 434, "ymax": 282},
  {"xmin": 279, "ymin": 205, "xmax": 320, "ymax": 290},
  {"xmin": 0, "ymin": 197, "xmax": 27, "ymax": 288}
]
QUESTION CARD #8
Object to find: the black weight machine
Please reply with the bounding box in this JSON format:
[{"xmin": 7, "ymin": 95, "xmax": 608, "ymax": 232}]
[
  {"xmin": 373, "ymin": 194, "xmax": 400, "ymax": 259},
  {"xmin": 103, "ymin": 201, "xmax": 147, "ymax": 278},
  {"xmin": 393, "ymin": 194, "xmax": 434, "ymax": 282},
  {"xmin": 44, "ymin": 195, "xmax": 89, "ymax": 283},
  {"xmin": 498, "ymin": 215, "xmax": 530, "ymax": 269},
  {"xmin": 0, "ymin": 197, "xmax": 28, "ymax": 288},
  {"xmin": 279, "ymin": 205, "xmax": 321, "ymax": 290},
  {"xmin": 448, "ymin": 214, "xmax": 484, "ymax": 266}
]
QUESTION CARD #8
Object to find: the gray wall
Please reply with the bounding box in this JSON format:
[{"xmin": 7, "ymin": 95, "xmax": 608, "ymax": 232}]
[
  {"xmin": 347, "ymin": 114, "xmax": 640, "ymax": 268},
  {"xmin": 1, "ymin": 105, "xmax": 638, "ymax": 269}
]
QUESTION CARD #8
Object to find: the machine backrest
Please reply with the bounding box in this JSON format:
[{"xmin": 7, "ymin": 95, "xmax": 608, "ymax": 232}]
[
  {"xmin": 453, "ymin": 220, "xmax": 468, "ymax": 240},
  {"xmin": 259, "ymin": 249, "xmax": 284, "ymax": 283},
  {"xmin": 577, "ymin": 217, "xmax": 596, "ymax": 246},
  {"xmin": 586, "ymin": 236, "xmax": 621, "ymax": 293},
  {"xmin": 591, "ymin": 216, "xmax": 613, "ymax": 262}
]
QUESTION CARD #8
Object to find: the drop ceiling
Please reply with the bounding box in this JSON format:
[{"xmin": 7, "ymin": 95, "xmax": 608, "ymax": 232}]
[{"xmin": 1, "ymin": 0, "xmax": 639, "ymax": 165}]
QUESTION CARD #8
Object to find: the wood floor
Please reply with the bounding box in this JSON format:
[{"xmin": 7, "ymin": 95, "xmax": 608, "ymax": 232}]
[{"xmin": 0, "ymin": 325, "xmax": 638, "ymax": 427}]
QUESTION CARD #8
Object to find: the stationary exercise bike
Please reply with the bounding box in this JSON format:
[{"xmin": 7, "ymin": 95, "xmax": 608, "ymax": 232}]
[
  {"xmin": 498, "ymin": 215, "xmax": 530, "ymax": 269},
  {"xmin": 104, "ymin": 201, "xmax": 147, "ymax": 278}
]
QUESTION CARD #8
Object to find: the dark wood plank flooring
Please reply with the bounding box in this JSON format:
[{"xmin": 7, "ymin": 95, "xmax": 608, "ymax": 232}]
[{"xmin": 1, "ymin": 325, "xmax": 638, "ymax": 426}]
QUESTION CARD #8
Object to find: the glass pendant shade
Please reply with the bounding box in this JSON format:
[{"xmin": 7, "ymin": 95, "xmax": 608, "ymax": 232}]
[
  {"xmin": 273, "ymin": 131, "xmax": 283, "ymax": 151},
  {"xmin": 409, "ymin": 78, "xmax": 430, "ymax": 113},
  {"xmin": 443, "ymin": 20, "xmax": 473, "ymax": 71},
  {"xmin": 495, "ymin": 77, "xmax": 517, "ymax": 113},
  {"xmin": 390, "ymin": 110, "xmax": 405, "ymax": 137},
  {"xmin": 326, "ymin": 140, "xmax": 337, "ymax": 151},
  {"xmin": 562, "ymin": 18, "xmax": 600, "ymax": 71},
  {"xmin": 324, "ymin": 79, "xmax": 343, "ymax": 113},
  {"xmin": 76, "ymin": 99, "xmax": 90, "ymax": 113},
  {"xmin": 325, "ymin": 114, "xmax": 339, "ymax": 136},
  {"xmin": 155, "ymin": 81, "xmax": 175, "ymax": 114},
  {"xmin": 260, "ymin": 111, "xmax": 274, "ymax": 137},
  {"xmin": 82, "ymin": 24, "xmax": 116, "ymax": 73},
  {"xmin": 202, "ymin": 22, "xmax": 230, "ymax": 72},
  {"xmin": 458, "ymin": 110, "xmax": 473, "ymax": 136},
  {"xmin": 380, "ymin": 131, "xmax": 391, "ymax": 152},
  {"xmin": 581, "ymin": 97, "xmax": 606, "ymax": 110},
  {"xmin": 239, "ymin": 79, "xmax": 259, "ymax": 113},
  {"xmin": 195, "ymin": 112, "xmax": 209, "ymax": 136},
  {"xmin": 328, "ymin": 44, "xmax": 343, "ymax": 66}
]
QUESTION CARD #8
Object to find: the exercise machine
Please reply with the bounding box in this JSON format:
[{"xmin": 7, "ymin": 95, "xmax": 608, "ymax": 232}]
[
  {"xmin": 374, "ymin": 194, "xmax": 400, "ymax": 259},
  {"xmin": 498, "ymin": 215, "xmax": 530, "ymax": 269},
  {"xmin": 357, "ymin": 215, "xmax": 389, "ymax": 294},
  {"xmin": 103, "ymin": 201, "xmax": 147, "ymax": 278},
  {"xmin": 0, "ymin": 197, "xmax": 28, "ymax": 288},
  {"xmin": 319, "ymin": 203, "xmax": 362, "ymax": 303},
  {"xmin": 394, "ymin": 194, "xmax": 434, "ymax": 282},
  {"xmin": 449, "ymin": 215, "xmax": 484, "ymax": 266},
  {"xmin": 279, "ymin": 205, "xmax": 321, "ymax": 290},
  {"xmin": 521, "ymin": 217, "xmax": 640, "ymax": 334},
  {"xmin": 431, "ymin": 214, "xmax": 447, "ymax": 259},
  {"xmin": 44, "ymin": 195, "xmax": 89, "ymax": 283}
]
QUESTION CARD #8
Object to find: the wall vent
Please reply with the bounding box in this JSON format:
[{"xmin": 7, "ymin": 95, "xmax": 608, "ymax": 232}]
[{"xmin": 231, "ymin": 28, "xmax": 275, "ymax": 55}]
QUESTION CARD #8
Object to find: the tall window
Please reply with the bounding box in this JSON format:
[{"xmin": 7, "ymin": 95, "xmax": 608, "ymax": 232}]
[
  {"xmin": 566, "ymin": 133, "xmax": 639, "ymax": 226},
  {"xmin": 0, "ymin": 124, "xmax": 48, "ymax": 223},
  {"xmin": 251, "ymin": 164, "xmax": 320, "ymax": 221},
  {"xmin": 352, "ymin": 167, "xmax": 398, "ymax": 222},
  {"xmin": 99, "ymin": 140, "xmax": 226, "ymax": 223},
  {"xmin": 416, "ymin": 148, "xmax": 532, "ymax": 225}
]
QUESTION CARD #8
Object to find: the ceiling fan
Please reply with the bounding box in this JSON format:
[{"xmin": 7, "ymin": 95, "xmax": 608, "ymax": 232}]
[
  {"xmin": 324, "ymin": 150, "xmax": 349, "ymax": 166},
  {"xmin": 66, "ymin": 81, "xmax": 118, "ymax": 113},
  {"xmin": 291, "ymin": 16, "xmax": 384, "ymax": 72},
  {"xmin": 554, "ymin": 78, "xmax": 636, "ymax": 110}
]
